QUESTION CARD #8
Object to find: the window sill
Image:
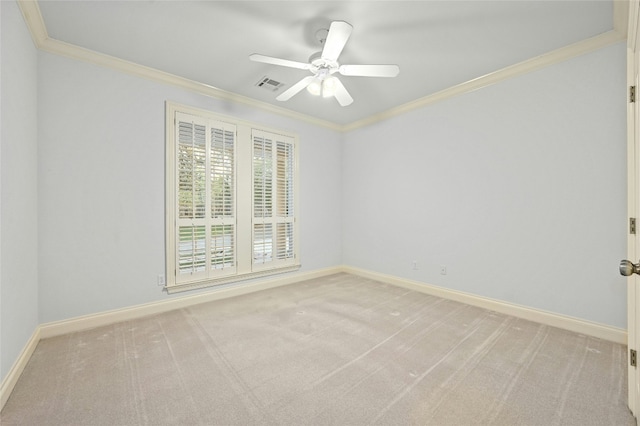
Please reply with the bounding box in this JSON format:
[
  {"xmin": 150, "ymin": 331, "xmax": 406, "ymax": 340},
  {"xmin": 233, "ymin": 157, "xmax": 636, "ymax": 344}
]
[{"xmin": 165, "ymin": 264, "xmax": 302, "ymax": 294}]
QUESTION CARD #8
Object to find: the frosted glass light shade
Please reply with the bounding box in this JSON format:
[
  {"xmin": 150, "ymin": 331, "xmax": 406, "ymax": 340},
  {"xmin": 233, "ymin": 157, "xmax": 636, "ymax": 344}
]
[
  {"xmin": 307, "ymin": 79, "xmax": 322, "ymax": 96},
  {"xmin": 322, "ymin": 77, "xmax": 337, "ymax": 98}
]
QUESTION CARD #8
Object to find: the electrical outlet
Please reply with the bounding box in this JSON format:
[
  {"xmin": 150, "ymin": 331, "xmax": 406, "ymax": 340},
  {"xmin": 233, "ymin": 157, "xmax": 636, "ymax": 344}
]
[
  {"xmin": 412, "ymin": 261, "xmax": 418, "ymax": 270},
  {"xmin": 157, "ymin": 274, "xmax": 166, "ymax": 286},
  {"xmin": 440, "ymin": 265, "xmax": 447, "ymax": 275}
]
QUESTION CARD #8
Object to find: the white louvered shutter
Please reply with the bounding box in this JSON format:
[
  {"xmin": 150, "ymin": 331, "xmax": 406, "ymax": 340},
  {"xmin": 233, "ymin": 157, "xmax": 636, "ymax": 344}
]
[
  {"xmin": 252, "ymin": 129, "xmax": 296, "ymax": 271},
  {"xmin": 175, "ymin": 113, "xmax": 236, "ymax": 284},
  {"xmin": 210, "ymin": 124, "xmax": 236, "ymax": 273},
  {"xmin": 275, "ymin": 140, "xmax": 295, "ymax": 261}
]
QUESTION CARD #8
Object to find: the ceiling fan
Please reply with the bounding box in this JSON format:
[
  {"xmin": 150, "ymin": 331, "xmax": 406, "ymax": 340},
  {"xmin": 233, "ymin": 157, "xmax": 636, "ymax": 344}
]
[{"xmin": 249, "ymin": 21, "xmax": 400, "ymax": 106}]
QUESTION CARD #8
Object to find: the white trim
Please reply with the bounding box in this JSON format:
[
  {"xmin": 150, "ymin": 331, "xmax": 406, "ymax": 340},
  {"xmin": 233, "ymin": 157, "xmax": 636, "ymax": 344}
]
[
  {"xmin": 15, "ymin": 0, "xmax": 341, "ymax": 132},
  {"xmin": 15, "ymin": 0, "xmax": 47, "ymax": 49},
  {"xmin": 342, "ymin": 266, "xmax": 628, "ymax": 345},
  {"xmin": 0, "ymin": 266, "xmax": 336, "ymax": 411},
  {"xmin": 43, "ymin": 38, "xmax": 342, "ymax": 132},
  {"xmin": 165, "ymin": 265, "xmax": 302, "ymax": 294},
  {"xmin": 631, "ymin": 0, "xmax": 640, "ymax": 52},
  {"xmin": 615, "ymin": 0, "xmax": 630, "ymax": 40},
  {"xmin": 39, "ymin": 266, "xmax": 340, "ymax": 339},
  {"xmin": 626, "ymin": 44, "xmax": 638, "ymax": 416},
  {"xmin": 0, "ymin": 265, "xmax": 628, "ymax": 412},
  {"xmin": 342, "ymin": 30, "xmax": 626, "ymax": 132},
  {"xmin": 16, "ymin": 1, "xmax": 627, "ymax": 133},
  {"xmin": 0, "ymin": 328, "xmax": 40, "ymax": 411},
  {"xmin": 24, "ymin": 267, "xmax": 629, "ymax": 344},
  {"xmin": 627, "ymin": 2, "xmax": 640, "ymax": 414}
]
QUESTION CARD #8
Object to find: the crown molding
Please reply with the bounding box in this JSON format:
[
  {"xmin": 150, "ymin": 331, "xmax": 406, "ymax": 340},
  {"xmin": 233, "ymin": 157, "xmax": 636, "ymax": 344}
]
[
  {"xmin": 342, "ymin": 30, "xmax": 626, "ymax": 132},
  {"xmin": 16, "ymin": 0, "xmax": 46, "ymax": 48},
  {"xmin": 17, "ymin": 0, "xmax": 627, "ymax": 134},
  {"xmin": 15, "ymin": 1, "xmax": 342, "ymax": 132},
  {"xmin": 41, "ymin": 37, "xmax": 343, "ymax": 132}
]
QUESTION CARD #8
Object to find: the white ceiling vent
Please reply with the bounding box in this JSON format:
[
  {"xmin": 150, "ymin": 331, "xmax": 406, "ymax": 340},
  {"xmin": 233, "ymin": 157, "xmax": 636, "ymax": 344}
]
[{"xmin": 255, "ymin": 76, "xmax": 284, "ymax": 92}]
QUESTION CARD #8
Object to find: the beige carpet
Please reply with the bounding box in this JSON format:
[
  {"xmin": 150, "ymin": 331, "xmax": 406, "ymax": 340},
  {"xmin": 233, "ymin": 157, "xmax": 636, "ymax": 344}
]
[{"xmin": 0, "ymin": 273, "xmax": 634, "ymax": 425}]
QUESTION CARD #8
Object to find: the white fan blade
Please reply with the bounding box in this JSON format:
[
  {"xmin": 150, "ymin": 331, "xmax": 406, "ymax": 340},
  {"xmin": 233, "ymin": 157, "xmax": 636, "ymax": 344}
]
[
  {"xmin": 339, "ymin": 64, "xmax": 400, "ymax": 78},
  {"xmin": 276, "ymin": 76, "xmax": 316, "ymax": 101},
  {"xmin": 249, "ymin": 54, "xmax": 311, "ymax": 70},
  {"xmin": 333, "ymin": 78, "xmax": 353, "ymax": 106},
  {"xmin": 322, "ymin": 21, "xmax": 353, "ymax": 62}
]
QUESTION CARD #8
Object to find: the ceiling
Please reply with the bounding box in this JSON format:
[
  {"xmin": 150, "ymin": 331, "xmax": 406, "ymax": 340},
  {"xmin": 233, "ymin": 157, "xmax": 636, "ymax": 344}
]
[{"xmin": 32, "ymin": 1, "xmax": 624, "ymax": 127}]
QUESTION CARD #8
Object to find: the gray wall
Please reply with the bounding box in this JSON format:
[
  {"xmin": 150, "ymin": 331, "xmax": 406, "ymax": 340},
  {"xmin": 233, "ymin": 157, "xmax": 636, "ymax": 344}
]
[
  {"xmin": 37, "ymin": 51, "xmax": 343, "ymax": 323},
  {"xmin": 0, "ymin": 0, "xmax": 39, "ymax": 380},
  {"xmin": 342, "ymin": 42, "xmax": 628, "ymax": 328}
]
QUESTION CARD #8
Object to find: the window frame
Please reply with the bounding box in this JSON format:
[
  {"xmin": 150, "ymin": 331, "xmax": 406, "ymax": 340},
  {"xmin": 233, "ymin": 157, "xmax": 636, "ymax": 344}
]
[{"xmin": 165, "ymin": 102, "xmax": 300, "ymax": 293}]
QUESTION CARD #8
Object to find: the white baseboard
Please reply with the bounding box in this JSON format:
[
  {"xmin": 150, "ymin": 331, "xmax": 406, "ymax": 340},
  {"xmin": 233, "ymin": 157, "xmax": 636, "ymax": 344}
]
[
  {"xmin": 0, "ymin": 266, "xmax": 340, "ymax": 412},
  {"xmin": 0, "ymin": 327, "xmax": 40, "ymax": 410},
  {"xmin": 35, "ymin": 265, "xmax": 627, "ymax": 344},
  {"xmin": 342, "ymin": 266, "xmax": 627, "ymax": 345},
  {"xmin": 39, "ymin": 266, "xmax": 342, "ymax": 339},
  {"xmin": 1, "ymin": 265, "xmax": 628, "ymax": 412}
]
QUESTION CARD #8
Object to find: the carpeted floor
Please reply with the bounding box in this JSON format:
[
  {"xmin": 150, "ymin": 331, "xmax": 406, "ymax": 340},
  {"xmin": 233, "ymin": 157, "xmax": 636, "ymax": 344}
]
[{"xmin": 0, "ymin": 273, "xmax": 635, "ymax": 425}]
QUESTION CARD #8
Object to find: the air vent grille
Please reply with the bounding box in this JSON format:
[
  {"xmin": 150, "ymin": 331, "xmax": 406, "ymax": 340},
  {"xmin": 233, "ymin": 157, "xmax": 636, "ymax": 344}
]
[{"xmin": 255, "ymin": 76, "xmax": 284, "ymax": 92}]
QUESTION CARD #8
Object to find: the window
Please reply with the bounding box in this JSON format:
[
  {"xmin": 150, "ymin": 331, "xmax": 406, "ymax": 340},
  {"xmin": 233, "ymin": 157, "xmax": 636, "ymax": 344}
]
[
  {"xmin": 252, "ymin": 130, "xmax": 297, "ymax": 270},
  {"xmin": 166, "ymin": 102, "xmax": 299, "ymax": 293}
]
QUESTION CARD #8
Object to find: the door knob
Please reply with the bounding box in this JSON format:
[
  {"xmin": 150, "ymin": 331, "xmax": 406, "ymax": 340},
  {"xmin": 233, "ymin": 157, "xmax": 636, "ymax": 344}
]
[{"xmin": 620, "ymin": 259, "xmax": 640, "ymax": 276}]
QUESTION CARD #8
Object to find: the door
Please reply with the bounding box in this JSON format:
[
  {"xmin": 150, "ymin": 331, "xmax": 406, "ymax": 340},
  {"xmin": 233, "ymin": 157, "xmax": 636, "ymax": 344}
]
[
  {"xmin": 626, "ymin": 46, "xmax": 639, "ymax": 417},
  {"xmin": 626, "ymin": 1, "xmax": 640, "ymax": 416}
]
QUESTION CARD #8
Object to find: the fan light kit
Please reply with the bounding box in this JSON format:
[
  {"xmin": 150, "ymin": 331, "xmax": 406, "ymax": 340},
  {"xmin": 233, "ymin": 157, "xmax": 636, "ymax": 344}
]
[{"xmin": 249, "ymin": 21, "xmax": 400, "ymax": 106}]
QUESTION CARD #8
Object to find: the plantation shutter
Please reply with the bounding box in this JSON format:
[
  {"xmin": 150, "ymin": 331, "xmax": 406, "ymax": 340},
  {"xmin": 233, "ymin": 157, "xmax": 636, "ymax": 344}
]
[
  {"xmin": 276, "ymin": 140, "xmax": 295, "ymax": 261},
  {"xmin": 175, "ymin": 112, "xmax": 236, "ymax": 284},
  {"xmin": 210, "ymin": 125, "xmax": 236, "ymax": 273},
  {"xmin": 167, "ymin": 103, "xmax": 299, "ymax": 292},
  {"xmin": 252, "ymin": 129, "xmax": 296, "ymax": 271}
]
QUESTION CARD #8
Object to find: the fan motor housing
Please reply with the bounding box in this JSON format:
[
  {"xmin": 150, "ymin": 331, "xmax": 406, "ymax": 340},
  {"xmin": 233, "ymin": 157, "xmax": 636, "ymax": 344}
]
[{"xmin": 308, "ymin": 51, "xmax": 338, "ymax": 74}]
